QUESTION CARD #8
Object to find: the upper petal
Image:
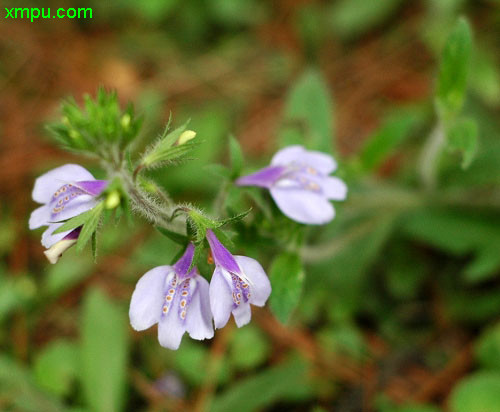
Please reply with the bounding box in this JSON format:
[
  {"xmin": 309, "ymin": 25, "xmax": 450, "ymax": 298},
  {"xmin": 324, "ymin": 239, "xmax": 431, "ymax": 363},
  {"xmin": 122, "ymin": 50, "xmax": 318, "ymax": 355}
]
[
  {"xmin": 32, "ymin": 164, "xmax": 95, "ymax": 204},
  {"xmin": 234, "ymin": 256, "xmax": 271, "ymax": 307},
  {"xmin": 271, "ymin": 145, "xmax": 336, "ymax": 174},
  {"xmin": 129, "ymin": 266, "xmax": 169, "ymax": 331},
  {"xmin": 232, "ymin": 302, "xmax": 251, "ymax": 328},
  {"xmin": 49, "ymin": 195, "xmax": 97, "ymax": 222},
  {"xmin": 209, "ymin": 268, "xmax": 233, "ymax": 329},
  {"xmin": 321, "ymin": 176, "xmax": 347, "ymax": 200},
  {"xmin": 29, "ymin": 205, "xmax": 50, "ymax": 230},
  {"xmin": 235, "ymin": 166, "xmax": 285, "ymax": 188},
  {"xmin": 206, "ymin": 230, "xmax": 240, "ymax": 274},
  {"xmin": 270, "ymin": 187, "xmax": 334, "ymax": 225},
  {"xmin": 186, "ymin": 276, "xmax": 214, "ymax": 340}
]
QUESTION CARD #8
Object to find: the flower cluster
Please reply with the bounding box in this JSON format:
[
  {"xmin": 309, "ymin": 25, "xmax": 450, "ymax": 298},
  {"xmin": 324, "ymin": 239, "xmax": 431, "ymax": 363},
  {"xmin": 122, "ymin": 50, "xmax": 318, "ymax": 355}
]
[
  {"xmin": 29, "ymin": 143, "xmax": 345, "ymax": 349},
  {"xmin": 129, "ymin": 234, "xmax": 271, "ymax": 349}
]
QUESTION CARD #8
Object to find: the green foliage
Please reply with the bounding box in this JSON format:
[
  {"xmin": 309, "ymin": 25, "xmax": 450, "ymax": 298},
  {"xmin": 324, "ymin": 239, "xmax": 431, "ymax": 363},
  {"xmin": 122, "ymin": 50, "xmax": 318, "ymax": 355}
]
[
  {"xmin": 210, "ymin": 357, "xmax": 313, "ymax": 412},
  {"xmin": 447, "ymin": 117, "xmax": 478, "ymax": 168},
  {"xmin": 34, "ymin": 340, "xmax": 79, "ymax": 397},
  {"xmin": 48, "ymin": 88, "xmax": 141, "ymax": 154},
  {"xmin": 359, "ymin": 108, "xmax": 423, "ymax": 171},
  {"xmin": 81, "ymin": 289, "xmax": 129, "ymax": 412},
  {"xmin": 229, "ymin": 325, "xmax": 271, "ymax": 371},
  {"xmin": 229, "ymin": 135, "xmax": 243, "ymax": 178},
  {"xmin": 0, "ymin": 356, "xmax": 65, "ymax": 412},
  {"xmin": 328, "ymin": 0, "xmax": 405, "ymax": 39},
  {"xmin": 475, "ymin": 322, "xmax": 500, "ymax": 371},
  {"xmin": 436, "ymin": 18, "xmax": 472, "ymax": 120},
  {"xmin": 281, "ymin": 69, "xmax": 335, "ymax": 154},
  {"xmin": 269, "ymin": 252, "xmax": 305, "ymax": 323},
  {"xmin": 403, "ymin": 210, "xmax": 500, "ymax": 283},
  {"xmin": 449, "ymin": 372, "xmax": 500, "ymax": 412}
]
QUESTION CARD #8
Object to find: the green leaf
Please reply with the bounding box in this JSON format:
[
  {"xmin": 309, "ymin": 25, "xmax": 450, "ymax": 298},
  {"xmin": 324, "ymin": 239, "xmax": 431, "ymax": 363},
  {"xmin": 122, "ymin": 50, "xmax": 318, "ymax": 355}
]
[
  {"xmin": 436, "ymin": 17, "xmax": 473, "ymax": 119},
  {"xmin": 53, "ymin": 208, "xmax": 95, "ymax": 234},
  {"xmin": 34, "ymin": 340, "xmax": 79, "ymax": 397},
  {"xmin": 359, "ymin": 109, "xmax": 422, "ymax": 171},
  {"xmin": 281, "ymin": 68, "xmax": 335, "ymax": 154},
  {"xmin": 156, "ymin": 226, "xmax": 189, "ymax": 245},
  {"xmin": 229, "ymin": 135, "xmax": 243, "ymax": 177},
  {"xmin": 328, "ymin": 0, "xmax": 404, "ymax": 39},
  {"xmin": 449, "ymin": 372, "xmax": 500, "ymax": 412},
  {"xmin": 269, "ymin": 252, "xmax": 305, "ymax": 323},
  {"xmin": 210, "ymin": 357, "xmax": 313, "ymax": 412},
  {"xmin": 402, "ymin": 210, "xmax": 500, "ymax": 283},
  {"xmin": 77, "ymin": 202, "xmax": 105, "ymax": 252},
  {"xmin": 475, "ymin": 321, "xmax": 500, "ymax": 371},
  {"xmin": 447, "ymin": 117, "xmax": 478, "ymax": 168},
  {"xmin": 229, "ymin": 325, "xmax": 270, "ymax": 371},
  {"xmin": 0, "ymin": 355, "xmax": 65, "ymax": 412},
  {"xmin": 81, "ymin": 289, "xmax": 129, "ymax": 412}
]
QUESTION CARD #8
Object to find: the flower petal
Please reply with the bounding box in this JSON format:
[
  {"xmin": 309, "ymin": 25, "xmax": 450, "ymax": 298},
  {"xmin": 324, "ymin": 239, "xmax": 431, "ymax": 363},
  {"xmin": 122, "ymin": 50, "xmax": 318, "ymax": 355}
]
[
  {"xmin": 186, "ymin": 277, "xmax": 214, "ymax": 340},
  {"xmin": 32, "ymin": 164, "xmax": 95, "ymax": 204},
  {"xmin": 234, "ymin": 256, "xmax": 271, "ymax": 307},
  {"xmin": 74, "ymin": 180, "xmax": 109, "ymax": 196},
  {"xmin": 158, "ymin": 311, "xmax": 186, "ymax": 350},
  {"xmin": 232, "ymin": 302, "xmax": 251, "ymax": 327},
  {"xmin": 206, "ymin": 230, "xmax": 240, "ymax": 274},
  {"xmin": 41, "ymin": 223, "xmax": 71, "ymax": 248},
  {"xmin": 173, "ymin": 244, "xmax": 195, "ymax": 278},
  {"xmin": 321, "ymin": 176, "xmax": 347, "ymax": 200},
  {"xmin": 270, "ymin": 187, "xmax": 334, "ymax": 224},
  {"xmin": 129, "ymin": 266, "xmax": 169, "ymax": 331},
  {"xmin": 235, "ymin": 166, "xmax": 285, "ymax": 188},
  {"xmin": 49, "ymin": 196, "xmax": 97, "ymax": 222},
  {"xmin": 29, "ymin": 205, "xmax": 50, "ymax": 230},
  {"xmin": 209, "ymin": 268, "xmax": 233, "ymax": 329},
  {"xmin": 271, "ymin": 145, "xmax": 336, "ymax": 174}
]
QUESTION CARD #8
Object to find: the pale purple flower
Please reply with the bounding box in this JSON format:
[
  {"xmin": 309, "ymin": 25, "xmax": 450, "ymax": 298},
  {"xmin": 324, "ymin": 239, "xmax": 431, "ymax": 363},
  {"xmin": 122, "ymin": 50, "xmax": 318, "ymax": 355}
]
[
  {"xmin": 29, "ymin": 164, "xmax": 108, "ymax": 262},
  {"xmin": 129, "ymin": 244, "xmax": 213, "ymax": 350},
  {"xmin": 206, "ymin": 229, "xmax": 271, "ymax": 329},
  {"xmin": 236, "ymin": 145, "xmax": 347, "ymax": 225}
]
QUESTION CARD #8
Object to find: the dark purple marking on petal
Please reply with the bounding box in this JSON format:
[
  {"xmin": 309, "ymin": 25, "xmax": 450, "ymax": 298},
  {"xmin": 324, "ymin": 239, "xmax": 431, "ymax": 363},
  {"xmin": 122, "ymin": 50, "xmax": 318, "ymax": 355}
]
[
  {"xmin": 206, "ymin": 229, "xmax": 241, "ymax": 274},
  {"xmin": 74, "ymin": 180, "xmax": 109, "ymax": 196},
  {"xmin": 235, "ymin": 166, "xmax": 285, "ymax": 188},
  {"xmin": 173, "ymin": 243, "xmax": 195, "ymax": 278},
  {"xmin": 229, "ymin": 272, "xmax": 249, "ymax": 308},
  {"xmin": 49, "ymin": 184, "xmax": 88, "ymax": 219},
  {"xmin": 63, "ymin": 227, "xmax": 81, "ymax": 240}
]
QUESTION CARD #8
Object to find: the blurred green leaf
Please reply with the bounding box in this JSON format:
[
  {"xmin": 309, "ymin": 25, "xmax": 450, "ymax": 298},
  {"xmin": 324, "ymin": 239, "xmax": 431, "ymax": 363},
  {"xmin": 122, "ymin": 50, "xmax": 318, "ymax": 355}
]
[
  {"xmin": 359, "ymin": 109, "xmax": 422, "ymax": 171},
  {"xmin": 470, "ymin": 47, "xmax": 500, "ymax": 105},
  {"xmin": 403, "ymin": 210, "xmax": 500, "ymax": 283},
  {"xmin": 229, "ymin": 135, "xmax": 243, "ymax": 178},
  {"xmin": 281, "ymin": 68, "xmax": 335, "ymax": 154},
  {"xmin": 210, "ymin": 357, "xmax": 313, "ymax": 412},
  {"xmin": 269, "ymin": 252, "xmax": 305, "ymax": 324},
  {"xmin": 436, "ymin": 18, "xmax": 472, "ymax": 120},
  {"xmin": 475, "ymin": 321, "xmax": 500, "ymax": 371},
  {"xmin": 44, "ymin": 255, "xmax": 93, "ymax": 297},
  {"xmin": 229, "ymin": 325, "xmax": 270, "ymax": 371},
  {"xmin": 34, "ymin": 340, "xmax": 79, "ymax": 397},
  {"xmin": 447, "ymin": 117, "xmax": 478, "ymax": 168},
  {"xmin": 328, "ymin": 0, "xmax": 404, "ymax": 39},
  {"xmin": 0, "ymin": 274, "xmax": 36, "ymax": 322},
  {"xmin": 0, "ymin": 355, "xmax": 65, "ymax": 412},
  {"xmin": 449, "ymin": 372, "xmax": 500, "ymax": 412},
  {"xmin": 81, "ymin": 289, "xmax": 129, "ymax": 412}
]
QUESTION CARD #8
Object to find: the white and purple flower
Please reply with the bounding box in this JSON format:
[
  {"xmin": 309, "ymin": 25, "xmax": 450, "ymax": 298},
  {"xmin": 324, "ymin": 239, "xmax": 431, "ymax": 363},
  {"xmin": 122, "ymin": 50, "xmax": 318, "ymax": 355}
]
[
  {"xmin": 29, "ymin": 164, "xmax": 108, "ymax": 262},
  {"xmin": 129, "ymin": 244, "xmax": 213, "ymax": 350},
  {"xmin": 206, "ymin": 229, "xmax": 271, "ymax": 329},
  {"xmin": 236, "ymin": 145, "xmax": 347, "ymax": 225}
]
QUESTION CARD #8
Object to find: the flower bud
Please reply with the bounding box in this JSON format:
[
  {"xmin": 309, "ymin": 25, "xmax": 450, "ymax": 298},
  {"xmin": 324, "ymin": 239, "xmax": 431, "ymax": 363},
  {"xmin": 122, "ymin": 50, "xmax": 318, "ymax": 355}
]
[
  {"xmin": 105, "ymin": 190, "xmax": 121, "ymax": 209},
  {"xmin": 44, "ymin": 237, "xmax": 78, "ymax": 264},
  {"xmin": 177, "ymin": 130, "xmax": 196, "ymax": 145}
]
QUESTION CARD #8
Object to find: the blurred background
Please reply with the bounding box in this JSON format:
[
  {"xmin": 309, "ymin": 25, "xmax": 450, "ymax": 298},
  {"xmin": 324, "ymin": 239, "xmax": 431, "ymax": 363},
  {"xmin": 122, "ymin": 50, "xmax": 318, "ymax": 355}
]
[{"xmin": 1, "ymin": 0, "xmax": 500, "ymax": 411}]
